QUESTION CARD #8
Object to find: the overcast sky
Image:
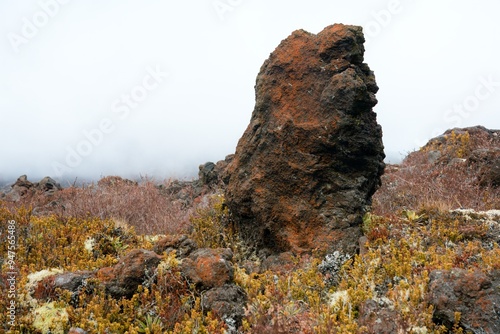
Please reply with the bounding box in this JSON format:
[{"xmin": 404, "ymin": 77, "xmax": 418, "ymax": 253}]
[{"xmin": 1, "ymin": 0, "xmax": 500, "ymax": 183}]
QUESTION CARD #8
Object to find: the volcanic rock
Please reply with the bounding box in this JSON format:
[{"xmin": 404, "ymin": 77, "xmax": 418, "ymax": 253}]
[
  {"xmin": 358, "ymin": 299, "xmax": 404, "ymax": 334},
  {"xmin": 2, "ymin": 175, "xmax": 62, "ymax": 201},
  {"xmin": 32, "ymin": 271, "xmax": 94, "ymax": 301},
  {"xmin": 2, "ymin": 175, "xmax": 34, "ymax": 201},
  {"xmin": 97, "ymin": 249, "xmax": 162, "ymax": 299},
  {"xmin": 201, "ymin": 284, "xmax": 247, "ymax": 330},
  {"xmin": 428, "ymin": 268, "xmax": 500, "ymax": 333},
  {"xmin": 153, "ymin": 234, "xmax": 197, "ymax": 258},
  {"xmin": 180, "ymin": 248, "xmax": 234, "ymax": 289},
  {"xmin": 198, "ymin": 162, "xmax": 218, "ymax": 186},
  {"xmin": 97, "ymin": 175, "xmax": 138, "ymax": 187},
  {"xmin": 224, "ymin": 24, "xmax": 385, "ymax": 255},
  {"xmin": 36, "ymin": 176, "xmax": 62, "ymax": 193}
]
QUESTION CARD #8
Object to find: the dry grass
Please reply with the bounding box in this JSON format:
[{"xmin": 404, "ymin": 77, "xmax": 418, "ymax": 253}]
[{"xmin": 2, "ymin": 177, "xmax": 209, "ymax": 235}]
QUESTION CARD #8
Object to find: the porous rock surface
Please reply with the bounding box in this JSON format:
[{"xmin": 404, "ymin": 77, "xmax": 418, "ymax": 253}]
[
  {"xmin": 225, "ymin": 24, "xmax": 385, "ymax": 255},
  {"xmin": 428, "ymin": 268, "xmax": 500, "ymax": 333}
]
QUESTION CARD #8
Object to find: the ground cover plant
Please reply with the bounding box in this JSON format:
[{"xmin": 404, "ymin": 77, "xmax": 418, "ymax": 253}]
[{"xmin": 1, "ymin": 129, "xmax": 500, "ymax": 333}]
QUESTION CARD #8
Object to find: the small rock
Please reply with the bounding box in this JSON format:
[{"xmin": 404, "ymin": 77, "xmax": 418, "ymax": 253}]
[
  {"xmin": 198, "ymin": 162, "xmax": 218, "ymax": 186},
  {"xmin": 260, "ymin": 252, "xmax": 297, "ymax": 273},
  {"xmin": 427, "ymin": 150, "xmax": 441, "ymax": 164},
  {"xmin": 4, "ymin": 175, "xmax": 34, "ymax": 201},
  {"xmin": 201, "ymin": 284, "xmax": 247, "ymax": 330},
  {"xmin": 35, "ymin": 176, "xmax": 62, "ymax": 193},
  {"xmin": 97, "ymin": 249, "xmax": 162, "ymax": 299},
  {"xmin": 153, "ymin": 234, "xmax": 197, "ymax": 258},
  {"xmin": 180, "ymin": 248, "xmax": 234, "ymax": 289},
  {"xmin": 97, "ymin": 175, "xmax": 138, "ymax": 187}
]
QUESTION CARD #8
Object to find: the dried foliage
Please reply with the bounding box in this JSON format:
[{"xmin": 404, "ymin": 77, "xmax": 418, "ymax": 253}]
[
  {"xmin": 1, "ymin": 132, "xmax": 500, "ymax": 332},
  {"xmin": 2, "ymin": 177, "xmax": 200, "ymax": 235},
  {"xmin": 373, "ymin": 130, "xmax": 500, "ymax": 216}
]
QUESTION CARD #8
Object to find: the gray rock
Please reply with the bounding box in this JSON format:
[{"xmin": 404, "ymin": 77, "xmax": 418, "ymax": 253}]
[
  {"xmin": 428, "ymin": 268, "xmax": 500, "ymax": 333},
  {"xmin": 201, "ymin": 284, "xmax": 247, "ymax": 331}
]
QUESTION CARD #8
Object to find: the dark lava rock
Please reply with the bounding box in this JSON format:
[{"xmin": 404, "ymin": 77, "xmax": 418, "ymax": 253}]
[
  {"xmin": 224, "ymin": 24, "xmax": 385, "ymax": 256},
  {"xmin": 358, "ymin": 299, "xmax": 405, "ymax": 334},
  {"xmin": 153, "ymin": 234, "xmax": 197, "ymax": 258},
  {"xmin": 2, "ymin": 175, "xmax": 62, "ymax": 201},
  {"xmin": 201, "ymin": 284, "xmax": 247, "ymax": 330},
  {"xmin": 97, "ymin": 249, "xmax": 162, "ymax": 299},
  {"xmin": 198, "ymin": 162, "xmax": 218, "ymax": 186},
  {"xmin": 36, "ymin": 176, "xmax": 62, "ymax": 193},
  {"xmin": 428, "ymin": 268, "xmax": 500, "ymax": 333},
  {"xmin": 180, "ymin": 248, "xmax": 234, "ymax": 290},
  {"xmin": 32, "ymin": 271, "xmax": 95, "ymax": 301}
]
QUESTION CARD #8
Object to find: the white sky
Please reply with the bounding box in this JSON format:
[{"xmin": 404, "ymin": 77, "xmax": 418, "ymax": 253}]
[{"xmin": 1, "ymin": 0, "xmax": 500, "ymax": 183}]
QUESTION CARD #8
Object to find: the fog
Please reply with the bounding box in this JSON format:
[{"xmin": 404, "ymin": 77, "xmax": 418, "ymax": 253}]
[{"xmin": 1, "ymin": 0, "xmax": 500, "ymax": 184}]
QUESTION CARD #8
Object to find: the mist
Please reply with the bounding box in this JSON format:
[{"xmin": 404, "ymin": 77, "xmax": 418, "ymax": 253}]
[{"xmin": 1, "ymin": 0, "xmax": 500, "ymax": 184}]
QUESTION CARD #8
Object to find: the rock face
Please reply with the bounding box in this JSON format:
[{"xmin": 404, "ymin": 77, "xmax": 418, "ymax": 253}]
[
  {"xmin": 358, "ymin": 299, "xmax": 404, "ymax": 334},
  {"xmin": 153, "ymin": 234, "xmax": 197, "ymax": 258},
  {"xmin": 180, "ymin": 248, "xmax": 234, "ymax": 289},
  {"xmin": 428, "ymin": 268, "xmax": 500, "ymax": 333},
  {"xmin": 97, "ymin": 249, "xmax": 162, "ymax": 299},
  {"xmin": 419, "ymin": 126, "xmax": 500, "ymax": 184},
  {"xmin": 225, "ymin": 24, "xmax": 385, "ymax": 255},
  {"xmin": 201, "ymin": 284, "xmax": 247, "ymax": 329}
]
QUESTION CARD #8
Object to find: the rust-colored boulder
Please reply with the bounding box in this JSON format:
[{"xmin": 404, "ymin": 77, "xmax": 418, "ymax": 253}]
[
  {"xmin": 201, "ymin": 284, "xmax": 247, "ymax": 329},
  {"xmin": 224, "ymin": 24, "xmax": 385, "ymax": 255},
  {"xmin": 428, "ymin": 268, "xmax": 500, "ymax": 333},
  {"xmin": 97, "ymin": 249, "xmax": 162, "ymax": 299},
  {"xmin": 180, "ymin": 248, "xmax": 234, "ymax": 289}
]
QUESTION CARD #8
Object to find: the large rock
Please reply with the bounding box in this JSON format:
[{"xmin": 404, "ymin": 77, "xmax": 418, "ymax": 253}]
[
  {"xmin": 225, "ymin": 24, "xmax": 385, "ymax": 255},
  {"xmin": 428, "ymin": 268, "xmax": 500, "ymax": 333},
  {"xmin": 97, "ymin": 249, "xmax": 162, "ymax": 299}
]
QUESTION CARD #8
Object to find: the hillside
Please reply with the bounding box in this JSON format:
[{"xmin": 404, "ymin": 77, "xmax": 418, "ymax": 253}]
[{"xmin": 0, "ymin": 126, "xmax": 499, "ymax": 333}]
